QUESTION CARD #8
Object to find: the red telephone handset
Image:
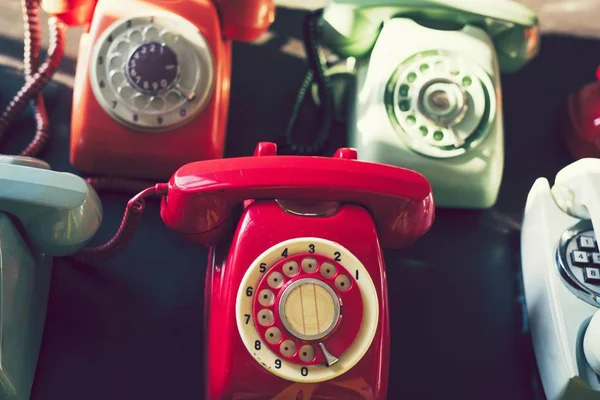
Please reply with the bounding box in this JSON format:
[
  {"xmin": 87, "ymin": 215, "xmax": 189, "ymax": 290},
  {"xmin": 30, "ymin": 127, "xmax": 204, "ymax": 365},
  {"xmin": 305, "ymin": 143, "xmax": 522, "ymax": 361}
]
[
  {"xmin": 37, "ymin": 0, "xmax": 275, "ymax": 181},
  {"xmin": 159, "ymin": 142, "xmax": 434, "ymax": 399}
]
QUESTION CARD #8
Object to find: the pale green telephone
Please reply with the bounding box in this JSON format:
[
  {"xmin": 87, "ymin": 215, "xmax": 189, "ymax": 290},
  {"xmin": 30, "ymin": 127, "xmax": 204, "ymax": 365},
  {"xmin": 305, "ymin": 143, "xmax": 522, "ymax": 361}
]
[{"xmin": 316, "ymin": 0, "xmax": 540, "ymax": 208}]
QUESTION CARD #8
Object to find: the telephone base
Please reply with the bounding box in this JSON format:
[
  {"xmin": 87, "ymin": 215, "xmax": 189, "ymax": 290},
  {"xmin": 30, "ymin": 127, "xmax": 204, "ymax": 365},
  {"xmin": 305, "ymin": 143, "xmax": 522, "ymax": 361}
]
[
  {"xmin": 347, "ymin": 18, "xmax": 504, "ymax": 209},
  {"xmin": 0, "ymin": 214, "xmax": 52, "ymax": 400},
  {"xmin": 521, "ymin": 178, "xmax": 600, "ymax": 399}
]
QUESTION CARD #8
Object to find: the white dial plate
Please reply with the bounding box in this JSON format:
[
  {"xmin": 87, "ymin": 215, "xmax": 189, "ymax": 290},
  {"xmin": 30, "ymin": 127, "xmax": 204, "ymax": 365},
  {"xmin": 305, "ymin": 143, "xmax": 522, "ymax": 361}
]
[
  {"xmin": 90, "ymin": 13, "xmax": 215, "ymax": 132},
  {"xmin": 235, "ymin": 238, "xmax": 379, "ymax": 383}
]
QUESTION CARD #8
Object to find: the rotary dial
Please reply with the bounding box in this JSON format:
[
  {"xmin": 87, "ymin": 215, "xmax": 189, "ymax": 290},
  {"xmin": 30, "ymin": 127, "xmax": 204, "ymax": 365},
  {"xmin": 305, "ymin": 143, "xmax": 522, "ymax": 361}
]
[
  {"xmin": 90, "ymin": 14, "xmax": 214, "ymax": 132},
  {"xmin": 385, "ymin": 50, "xmax": 497, "ymax": 158},
  {"xmin": 236, "ymin": 238, "xmax": 379, "ymax": 383}
]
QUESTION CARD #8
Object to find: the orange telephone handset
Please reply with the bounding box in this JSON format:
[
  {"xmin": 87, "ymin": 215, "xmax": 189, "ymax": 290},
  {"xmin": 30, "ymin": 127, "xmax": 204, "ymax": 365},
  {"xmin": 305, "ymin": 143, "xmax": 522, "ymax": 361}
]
[{"xmin": 39, "ymin": 0, "xmax": 275, "ymax": 181}]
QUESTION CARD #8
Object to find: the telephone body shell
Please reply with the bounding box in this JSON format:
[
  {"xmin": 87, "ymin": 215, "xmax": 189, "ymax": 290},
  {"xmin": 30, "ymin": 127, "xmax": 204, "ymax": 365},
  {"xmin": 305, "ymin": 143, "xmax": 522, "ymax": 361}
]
[
  {"xmin": 0, "ymin": 215, "xmax": 52, "ymax": 400},
  {"xmin": 564, "ymin": 80, "xmax": 600, "ymax": 160},
  {"xmin": 0, "ymin": 157, "xmax": 102, "ymax": 400},
  {"xmin": 521, "ymin": 161, "xmax": 600, "ymax": 399},
  {"xmin": 205, "ymin": 204, "xmax": 389, "ymax": 399},
  {"xmin": 61, "ymin": 0, "xmax": 274, "ymax": 180},
  {"xmin": 320, "ymin": 0, "xmax": 539, "ymax": 209},
  {"xmin": 159, "ymin": 142, "xmax": 434, "ymax": 399}
]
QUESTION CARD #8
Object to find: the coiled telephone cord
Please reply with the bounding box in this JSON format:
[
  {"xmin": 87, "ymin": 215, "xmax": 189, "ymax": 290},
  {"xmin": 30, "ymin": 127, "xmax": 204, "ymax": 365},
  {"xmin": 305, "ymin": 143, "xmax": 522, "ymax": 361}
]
[
  {"xmin": 278, "ymin": 8, "xmax": 334, "ymax": 156},
  {"xmin": 71, "ymin": 184, "xmax": 169, "ymax": 264},
  {"xmin": 85, "ymin": 176, "xmax": 162, "ymax": 197},
  {"xmin": 0, "ymin": 1, "xmax": 65, "ymax": 157}
]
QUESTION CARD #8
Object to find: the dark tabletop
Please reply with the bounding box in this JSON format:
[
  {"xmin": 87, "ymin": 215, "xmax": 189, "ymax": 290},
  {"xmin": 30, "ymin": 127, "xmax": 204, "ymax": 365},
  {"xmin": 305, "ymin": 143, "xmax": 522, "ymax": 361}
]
[{"xmin": 1, "ymin": 5, "xmax": 600, "ymax": 400}]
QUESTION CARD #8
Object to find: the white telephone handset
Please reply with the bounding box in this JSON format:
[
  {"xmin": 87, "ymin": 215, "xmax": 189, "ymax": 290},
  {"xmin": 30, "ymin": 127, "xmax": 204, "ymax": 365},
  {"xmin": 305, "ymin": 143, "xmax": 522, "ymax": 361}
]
[{"xmin": 521, "ymin": 158, "xmax": 600, "ymax": 399}]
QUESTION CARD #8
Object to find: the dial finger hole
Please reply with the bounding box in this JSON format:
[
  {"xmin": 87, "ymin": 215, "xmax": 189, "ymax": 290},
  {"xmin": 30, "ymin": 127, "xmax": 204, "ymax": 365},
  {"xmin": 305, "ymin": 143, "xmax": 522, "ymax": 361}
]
[
  {"xmin": 265, "ymin": 327, "xmax": 282, "ymax": 345},
  {"xmin": 267, "ymin": 272, "xmax": 284, "ymax": 289},
  {"xmin": 129, "ymin": 30, "xmax": 143, "ymax": 44},
  {"xmin": 109, "ymin": 55, "xmax": 124, "ymax": 70},
  {"xmin": 110, "ymin": 71, "xmax": 125, "ymax": 87},
  {"xmin": 257, "ymin": 309, "xmax": 274, "ymax": 326},
  {"xmin": 150, "ymin": 97, "xmax": 165, "ymax": 111},
  {"xmin": 118, "ymin": 85, "xmax": 134, "ymax": 100},
  {"xmin": 144, "ymin": 27, "xmax": 160, "ymax": 41},
  {"xmin": 116, "ymin": 41, "xmax": 129, "ymax": 54},
  {"xmin": 283, "ymin": 261, "xmax": 299, "ymax": 277},
  {"xmin": 258, "ymin": 289, "xmax": 275, "ymax": 307},
  {"xmin": 335, "ymin": 275, "xmax": 351, "ymax": 292},
  {"xmin": 320, "ymin": 262, "xmax": 336, "ymax": 279},
  {"xmin": 280, "ymin": 340, "xmax": 296, "ymax": 357},
  {"xmin": 161, "ymin": 31, "xmax": 178, "ymax": 45},
  {"xmin": 299, "ymin": 345, "xmax": 316, "ymax": 362},
  {"xmin": 133, "ymin": 94, "xmax": 148, "ymax": 109},
  {"xmin": 166, "ymin": 91, "xmax": 181, "ymax": 105},
  {"xmin": 301, "ymin": 258, "xmax": 318, "ymax": 274}
]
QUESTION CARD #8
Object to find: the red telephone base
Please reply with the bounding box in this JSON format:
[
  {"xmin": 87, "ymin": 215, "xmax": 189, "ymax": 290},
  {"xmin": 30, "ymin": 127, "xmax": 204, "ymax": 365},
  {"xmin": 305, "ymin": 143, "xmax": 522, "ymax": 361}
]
[{"xmin": 205, "ymin": 203, "xmax": 390, "ymax": 400}]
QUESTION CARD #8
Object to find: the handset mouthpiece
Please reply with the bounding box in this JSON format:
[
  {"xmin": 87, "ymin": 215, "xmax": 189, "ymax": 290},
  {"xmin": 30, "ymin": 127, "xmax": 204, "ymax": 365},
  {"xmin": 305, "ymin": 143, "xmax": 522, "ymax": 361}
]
[{"xmin": 551, "ymin": 158, "xmax": 600, "ymax": 232}]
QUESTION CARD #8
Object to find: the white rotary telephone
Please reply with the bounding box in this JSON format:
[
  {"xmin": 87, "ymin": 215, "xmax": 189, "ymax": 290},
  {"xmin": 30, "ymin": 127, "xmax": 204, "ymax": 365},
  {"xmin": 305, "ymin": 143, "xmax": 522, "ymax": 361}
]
[{"xmin": 521, "ymin": 158, "xmax": 600, "ymax": 399}]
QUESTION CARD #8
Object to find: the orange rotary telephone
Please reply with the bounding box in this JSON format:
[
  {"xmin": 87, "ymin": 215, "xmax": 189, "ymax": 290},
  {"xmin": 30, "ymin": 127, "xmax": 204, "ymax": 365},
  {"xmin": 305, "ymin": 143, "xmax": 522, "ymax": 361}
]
[{"xmin": 34, "ymin": 0, "xmax": 274, "ymax": 180}]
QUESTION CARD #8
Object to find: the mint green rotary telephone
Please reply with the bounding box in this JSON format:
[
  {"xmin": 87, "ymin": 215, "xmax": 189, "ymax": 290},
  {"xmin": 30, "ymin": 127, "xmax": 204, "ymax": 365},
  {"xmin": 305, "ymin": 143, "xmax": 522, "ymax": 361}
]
[
  {"xmin": 319, "ymin": 0, "xmax": 540, "ymax": 208},
  {"xmin": 0, "ymin": 156, "xmax": 102, "ymax": 400}
]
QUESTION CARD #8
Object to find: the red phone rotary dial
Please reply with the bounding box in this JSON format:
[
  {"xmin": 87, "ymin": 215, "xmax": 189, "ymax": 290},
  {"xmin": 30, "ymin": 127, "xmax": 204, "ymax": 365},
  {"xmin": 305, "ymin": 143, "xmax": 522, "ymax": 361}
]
[{"xmin": 252, "ymin": 254, "xmax": 363, "ymax": 367}]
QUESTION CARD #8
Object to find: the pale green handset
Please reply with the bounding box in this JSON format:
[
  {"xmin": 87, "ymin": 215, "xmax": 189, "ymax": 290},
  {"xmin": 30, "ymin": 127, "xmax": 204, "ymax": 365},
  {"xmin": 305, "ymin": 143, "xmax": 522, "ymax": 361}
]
[
  {"xmin": 0, "ymin": 156, "xmax": 102, "ymax": 400},
  {"xmin": 319, "ymin": 0, "xmax": 539, "ymax": 209}
]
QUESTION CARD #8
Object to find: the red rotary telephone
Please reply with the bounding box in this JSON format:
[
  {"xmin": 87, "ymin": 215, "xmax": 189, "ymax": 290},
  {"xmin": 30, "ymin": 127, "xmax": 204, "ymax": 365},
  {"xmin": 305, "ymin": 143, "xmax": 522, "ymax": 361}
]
[
  {"xmin": 74, "ymin": 142, "xmax": 434, "ymax": 399},
  {"xmin": 159, "ymin": 142, "xmax": 434, "ymax": 399}
]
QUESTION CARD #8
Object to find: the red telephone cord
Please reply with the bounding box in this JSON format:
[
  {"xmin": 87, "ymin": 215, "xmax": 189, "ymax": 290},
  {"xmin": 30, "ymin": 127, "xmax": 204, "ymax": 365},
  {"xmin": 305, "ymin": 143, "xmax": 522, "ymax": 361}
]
[
  {"xmin": 71, "ymin": 183, "xmax": 169, "ymax": 264},
  {"xmin": 0, "ymin": 0, "xmax": 65, "ymax": 157}
]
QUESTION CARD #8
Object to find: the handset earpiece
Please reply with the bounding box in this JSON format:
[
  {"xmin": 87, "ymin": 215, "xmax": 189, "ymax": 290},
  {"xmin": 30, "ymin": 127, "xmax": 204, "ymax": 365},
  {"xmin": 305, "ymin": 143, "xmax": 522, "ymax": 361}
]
[
  {"xmin": 25, "ymin": 182, "xmax": 103, "ymax": 256},
  {"xmin": 494, "ymin": 24, "xmax": 540, "ymax": 73},
  {"xmin": 0, "ymin": 158, "xmax": 103, "ymax": 256},
  {"xmin": 551, "ymin": 159, "xmax": 600, "ymax": 230},
  {"xmin": 40, "ymin": 0, "xmax": 98, "ymax": 26},
  {"xmin": 215, "ymin": 0, "xmax": 276, "ymax": 42},
  {"xmin": 321, "ymin": 4, "xmax": 382, "ymax": 58}
]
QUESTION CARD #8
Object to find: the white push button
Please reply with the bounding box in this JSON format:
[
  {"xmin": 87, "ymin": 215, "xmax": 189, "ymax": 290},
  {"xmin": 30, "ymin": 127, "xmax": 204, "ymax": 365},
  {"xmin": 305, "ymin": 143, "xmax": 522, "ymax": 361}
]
[
  {"xmin": 584, "ymin": 268, "xmax": 600, "ymax": 284},
  {"xmin": 579, "ymin": 236, "xmax": 596, "ymax": 250},
  {"xmin": 592, "ymin": 253, "xmax": 600, "ymax": 265},
  {"xmin": 572, "ymin": 251, "xmax": 589, "ymax": 266}
]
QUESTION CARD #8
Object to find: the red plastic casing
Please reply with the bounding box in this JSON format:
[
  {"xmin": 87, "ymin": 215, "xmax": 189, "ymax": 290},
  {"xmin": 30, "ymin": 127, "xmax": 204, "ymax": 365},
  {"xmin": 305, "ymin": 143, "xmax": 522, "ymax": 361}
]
[
  {"xmin": 43, "ymin": 0, "xmax": 274, "ymax": 180},
  {"xmin": 565, "ymin": 80, "xmax": 600, "ymax": 159},
  {"xmin": 160, "ymin": 143, "xmax": 434, "ymax": 249},
  {"xmin": 160, "ymin": 143, "xmax": 434, "ymax": 399}
]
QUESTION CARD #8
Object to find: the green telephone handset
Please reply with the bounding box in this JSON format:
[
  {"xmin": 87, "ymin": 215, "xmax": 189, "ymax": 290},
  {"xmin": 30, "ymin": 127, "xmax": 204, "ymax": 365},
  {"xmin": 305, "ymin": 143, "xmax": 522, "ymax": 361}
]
[{"xmin": 321, "ymin": 0, "xmax": 539, "ymax": 73}]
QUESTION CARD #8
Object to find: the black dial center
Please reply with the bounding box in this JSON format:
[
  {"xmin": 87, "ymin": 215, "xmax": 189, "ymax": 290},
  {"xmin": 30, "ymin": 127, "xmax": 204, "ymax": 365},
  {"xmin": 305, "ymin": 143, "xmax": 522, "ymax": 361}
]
[{"xmin": 126, "ymin": 41, "xmax": 179, "ymax": 94}]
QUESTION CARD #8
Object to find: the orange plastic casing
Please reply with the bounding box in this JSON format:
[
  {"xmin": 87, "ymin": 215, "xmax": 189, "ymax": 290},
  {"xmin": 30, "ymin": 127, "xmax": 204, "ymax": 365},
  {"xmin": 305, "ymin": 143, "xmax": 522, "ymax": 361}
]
[{"xmin": 68, "ymin": 0, "xmax": 273, "ymax": 180}]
